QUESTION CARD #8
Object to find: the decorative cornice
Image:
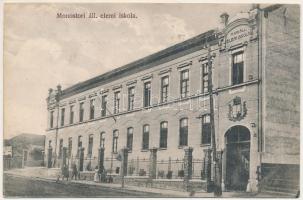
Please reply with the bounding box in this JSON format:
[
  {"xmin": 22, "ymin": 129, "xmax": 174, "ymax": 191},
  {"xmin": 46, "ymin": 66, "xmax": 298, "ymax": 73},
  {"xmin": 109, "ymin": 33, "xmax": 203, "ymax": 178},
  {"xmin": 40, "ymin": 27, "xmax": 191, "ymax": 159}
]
[
  {"xmin": 177, "ymin": 61, "xmax": 192, "ymax": 70},
  {"xmin": 158, "ymin": 68, "xmax": 172, "ymax": 75},
  {"xmin": 126, "ymin": 80, "xmax": 137, "ymax": 86},
  {"xmin": 89, "ymin": 92, "xmax": 97, "ymax": 98},
  {"xmin": 112, "ymin": 85, "xmax": 122, "ymax": 90},
  {"xmin": 69, "ymin": 99, "xmax": 76, "ymax": 104},
  {"xmin": 141, "ymin": 74, "xmax": 153, "ymax": 81},
  {"xmin": 100, "ymin": 89, "xmax": 109, "ymax": 94},
  {"xmin": 78, "ymin": 96, "xmax": 86, "ymax": 101}
]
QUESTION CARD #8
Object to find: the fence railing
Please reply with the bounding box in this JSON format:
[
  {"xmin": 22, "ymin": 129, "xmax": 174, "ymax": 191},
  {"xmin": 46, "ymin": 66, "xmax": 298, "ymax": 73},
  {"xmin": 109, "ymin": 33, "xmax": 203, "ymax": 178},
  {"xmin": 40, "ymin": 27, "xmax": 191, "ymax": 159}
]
[{"xmin": 127, "ymin": 158, "xmax": 149, "ymax": 177}]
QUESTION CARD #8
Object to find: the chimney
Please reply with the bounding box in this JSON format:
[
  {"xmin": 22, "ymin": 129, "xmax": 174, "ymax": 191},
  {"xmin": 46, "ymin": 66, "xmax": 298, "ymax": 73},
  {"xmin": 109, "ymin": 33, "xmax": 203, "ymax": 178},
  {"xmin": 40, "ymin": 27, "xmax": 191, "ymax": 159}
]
[
  {"xmin": 57, "ymin": 84, "xmax": 62, "ymax": 93},
  {"xmin": 220, "ymin": 12, "xmax": 229, "ymax": 27}
]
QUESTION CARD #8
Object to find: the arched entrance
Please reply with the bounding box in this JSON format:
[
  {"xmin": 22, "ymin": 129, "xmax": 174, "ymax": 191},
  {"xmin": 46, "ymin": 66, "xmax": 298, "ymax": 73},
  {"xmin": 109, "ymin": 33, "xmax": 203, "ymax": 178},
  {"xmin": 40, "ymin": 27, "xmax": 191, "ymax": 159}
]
[{"xmin": 225, "ymin": 125, "xmax": 250, "ymax": 191}]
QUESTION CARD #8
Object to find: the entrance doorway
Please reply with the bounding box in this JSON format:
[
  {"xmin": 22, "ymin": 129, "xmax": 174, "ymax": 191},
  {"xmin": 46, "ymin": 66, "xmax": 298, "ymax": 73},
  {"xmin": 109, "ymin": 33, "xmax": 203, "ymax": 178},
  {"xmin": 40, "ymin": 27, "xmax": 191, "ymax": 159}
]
[{"xmin": 225, "ymin": 126, "xmax": 250, "ymax": 191}]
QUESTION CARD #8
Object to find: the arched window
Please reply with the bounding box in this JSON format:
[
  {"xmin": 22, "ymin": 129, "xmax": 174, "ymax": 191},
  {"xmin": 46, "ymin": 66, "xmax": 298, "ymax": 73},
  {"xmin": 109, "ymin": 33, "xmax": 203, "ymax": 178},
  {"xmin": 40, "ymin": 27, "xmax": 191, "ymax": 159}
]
[
  {"xmin": 112, "ymin": 130, "xmax": 119, "ymax": 153},
  {"xmin": 160, "ymin": 121, "xmax": 168, "ymax": 149},
  {"xmin": 142, "ymin": 124, "xmax": 149, "ymax": 150},
  {"xmin": 100, "ymin": 132, "xmax": 105, "ymax": 148},
  {"xmin": 179, "ymin": 118, "xmax": 188, "ymax": 146},
  {"xmin": 127, "ymin": 127, "xmax": 134, "ymax": 151}
]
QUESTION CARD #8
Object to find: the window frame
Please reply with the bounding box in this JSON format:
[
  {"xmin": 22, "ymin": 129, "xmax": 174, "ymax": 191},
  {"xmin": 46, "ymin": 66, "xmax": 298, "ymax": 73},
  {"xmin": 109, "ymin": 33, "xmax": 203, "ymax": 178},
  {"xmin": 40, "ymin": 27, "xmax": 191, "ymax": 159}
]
[
  {"xmin": 159, "ymin": 121, "xmax": 168, "ymax": 149},
  {"xmin": 100, "ymin": 132, "xmax": 105, "ymax": 148},
  {"xmin": 128, "ymin": 87, "xmax": 135, "ymax": 111},
  {"xmin": 201, "ymin": 62, "xmax": 209, "ymax": 94},
  {"xmin": 161, "ymin": 76, "xmax": 169, "ymax": 103},
  {"xmin": 69, "ymin": 105, "xmax": 74, "ymax": 124},
  {"xmin": 79, "ymin": 102, "xmax": 84, "ymax": 122},
  {"xmin": 89, "ymin": 99, "xmax": 95, "ymax": 120},
  {"xmin": 180, "ymin": 69, "xmax": 189, "ymax": 98},
  {"xmin": 88, "ymin": 134, "xmax": 94, "ymax": 157},
  {"xmin": 101, "ymin": 95, "xmax": 107, "ymax": 117},
  {"xmin": 142, "ymin": 124, "xmax": 149, "ymax": 150},
  {"xmin": 60, "ymin": 108, "xmax": 65, "ymax": 127},
  {"xmin": 179, "ymin": 118, "xmax": 188, "ymax": 147},
  {"xmin": 114, "ymin": 91, "xmax": 121, "ymax": 114},
  {"xmin": 231, "ymin": 51, "xmax": 244, "ymax": 86},
  {"xmin": 126, "ymin": 127, "xmax": 134, "ymax": 152},
  {"xmin": 143, "ymin": 81, "xmax": 151, "ymax": 107},
  {"xmin": 112, "ymin": 130, "xmax": 119, "ymax": 154},
  {"xmin": 201, "ymin": 114, "xmax": 211, "ymax": 145},
  {"xmin": 50, "ymin": 110, "xmax": 54, "ymax": 129},
  {"xmin": 68, "ymin": 137, "xmax": 72, "ymax": 158}
]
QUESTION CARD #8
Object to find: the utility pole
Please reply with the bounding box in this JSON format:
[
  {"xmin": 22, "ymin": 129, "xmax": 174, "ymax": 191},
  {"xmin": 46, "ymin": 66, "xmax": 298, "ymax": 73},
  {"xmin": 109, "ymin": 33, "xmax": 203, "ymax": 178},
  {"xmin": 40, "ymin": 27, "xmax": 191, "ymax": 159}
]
[{"xmin": 207, "ymin": 45, "xmax": 222, "ymax": 196}]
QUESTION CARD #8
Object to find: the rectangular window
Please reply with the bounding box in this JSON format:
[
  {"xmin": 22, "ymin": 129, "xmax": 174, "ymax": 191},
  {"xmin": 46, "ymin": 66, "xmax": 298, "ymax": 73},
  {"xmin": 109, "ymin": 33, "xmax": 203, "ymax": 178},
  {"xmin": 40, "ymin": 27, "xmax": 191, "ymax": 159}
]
[
  {"xmin": 77, "ymin": 136, "xmax": 82, "ymax": 157},
  {"xmin": 89, "ymin": 99, "xmax": 95, "ymax": 120},
  {"xmin": 100, "ymin": 132, "xmax": 105, "ymax": 148},
  {"xmin": 232, "ymin": 52, "xmax": 244, "ymax": 85},
  {"xmin": 160, "ymin": 122, "xmax": 168, "ymax": 149},
  {"xmin": 202, "ymin": 63, "xmax": 209, "ymax": 93},
  {"xmin": 127, "ymin": 128, "xmax": 133, "ymax": 151},
  {"xmin": 112, "ymin": 130, "xmax": 119, "ymax": 153},
  {"xmin": 142, "ymin": 125, "xmax": 149, "ymax": 150},
  {"xmin": 50, "ymin": 111, "xmax": 54, "ymax": 128},
  {"xmin": 88, "ymin": 134, "xmax": 93, "ymax": 157},
  {"xmin": 161, "ymin": 76, "xmax": 169, "ymax": 103},
  {"xmin": 144, "ymin": 82, "xmax": 151, "ymax": 107},
  {"xmin": 60, "ymin": 108, "xmax": 65, "ymax": 126},
  {"xmin": 101, "ymin": 95, "xmax": 107, "ymax": 117},
  {"xmin": 68, "ymin": 137, "xmax": 72, "ymax": 158},
  {"xmin": 128, "ymin": 87, "xmax": 135, "ymax": 111},
  {"xmin": 70, "ymin": 105, "xmax": 74, "ymax": 124},
  {"xmin": 201, "ymin": 114, "xmax": 211, "ymax": 145},
  {"xmin": 179, "ymin": 118, "xmax": 188, "ymax": 146},
  {"xmin": 59, "ymin": 139, "xmax": 63, "ymax": 158},
  {"xmin": 180, "ymin": 69, "xmax": 189, "ymax": 98},
  {"xmin": 114, "ymin": 91, "xmax": 120, "ymax": 114},
  {"xmin": 79, "ymin": 102, "xmax": 84, "ymax": 122}
]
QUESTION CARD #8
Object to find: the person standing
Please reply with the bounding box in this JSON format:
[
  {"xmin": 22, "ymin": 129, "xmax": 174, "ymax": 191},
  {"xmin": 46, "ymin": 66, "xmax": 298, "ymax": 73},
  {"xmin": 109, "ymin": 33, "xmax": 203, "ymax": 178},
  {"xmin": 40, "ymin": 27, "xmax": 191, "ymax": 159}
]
[{"xmin": 71, "ymin": 163, "xmax": 78, "ymax": 180}]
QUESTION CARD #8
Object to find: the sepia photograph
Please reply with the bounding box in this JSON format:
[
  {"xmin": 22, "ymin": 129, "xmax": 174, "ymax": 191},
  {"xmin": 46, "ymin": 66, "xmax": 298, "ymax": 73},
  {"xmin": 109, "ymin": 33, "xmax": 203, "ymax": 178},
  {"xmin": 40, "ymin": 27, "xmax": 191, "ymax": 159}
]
[{"xmin": 2, "ymin": 2, "xmax": 300, "ymax": 198}]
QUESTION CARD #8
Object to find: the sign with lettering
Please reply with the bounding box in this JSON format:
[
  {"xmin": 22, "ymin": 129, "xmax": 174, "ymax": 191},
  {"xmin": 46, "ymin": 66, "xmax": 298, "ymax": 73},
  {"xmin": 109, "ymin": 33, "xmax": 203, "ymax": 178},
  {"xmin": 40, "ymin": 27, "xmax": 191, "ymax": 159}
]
[{"xmin": 225, "ymin": 25, "xmax": 251, "ymax": 48}]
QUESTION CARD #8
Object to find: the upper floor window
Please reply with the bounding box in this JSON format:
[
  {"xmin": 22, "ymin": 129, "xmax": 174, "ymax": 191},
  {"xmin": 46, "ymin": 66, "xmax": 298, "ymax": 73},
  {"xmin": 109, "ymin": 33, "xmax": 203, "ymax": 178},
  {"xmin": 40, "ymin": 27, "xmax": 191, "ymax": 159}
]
[
  {"xmin": 112, "ymin": 130, "xmax": 119, "ymax": 153},
  {"xmin": 114, "ymin": 91, "xmax": 121, "ymax": 114},
  {"xmin": 201, "ymin": 114, "xmax": 211, "ymax": 145},
  {"xmin": 88, "ymin": 134, "xmax": 93, "ymax": 157},
  {"xmin": 180, "ymin": 69, "xmax": 189, "ymax": 98},
  {"xmin": 127, "ymin": 127, "xmax": 133, "ymax": 152},
  {"xmin": 101, "ymin": 95, "xmax": 107, "ymax": 117},
  {"xmin": 232, "ymin": 52, "xmax": 244, "ymax": 85},
  {"xmin": 144, "ymin": 82, "xmax": 151, "ymax": 107},
  {"xmin": 202, "ymin": 63, "xmax": 209, "ymax": 93},
  {"xmin": 59, "ymin": 139, "xmax": 63, "ymax": 158},
  {"xmin": 48, "ymin": 140, "xmax": 52, "ymax": 148},
  {"xmin": 161, "ymin": 76, "xmax": 169, "ymax": 103},
  {"xmin": 79, "ymin": 102, "xmax": 84, "ymax": 122},
  {"xmin": 142, "ymin": 124, "xmax": 149, "ymax": 150},
  {"xmin": 69, "ymin": 105, "xmax": 74, "ymax": 124},
  {"xmin": 89, "ymin": 99, "xmax": 95, "ymax": 120},
  {"xmin": 179, "ymin": 118, "xmax": 188, "ymax": 146},
  {"xmin": 160, "ymin": 121, "xmax": 168, "ymax": 149},
  {"xmin": 60, "ymin": 108, "xmax": 65, "ymax": 127},
  {"xmin": 100, "ymin": 132, "xmax": 105, "ymax": 148},
  {"xmin": 128, "ymin": 87, "xmax": 135, "ymax": 111},
  {"xmin": 50, "ymin": 111, "xmax": 54, "ymax": 128},
  {"xmin": 68, "ymin": 137, "xmax": 72, "ymax": 158}
]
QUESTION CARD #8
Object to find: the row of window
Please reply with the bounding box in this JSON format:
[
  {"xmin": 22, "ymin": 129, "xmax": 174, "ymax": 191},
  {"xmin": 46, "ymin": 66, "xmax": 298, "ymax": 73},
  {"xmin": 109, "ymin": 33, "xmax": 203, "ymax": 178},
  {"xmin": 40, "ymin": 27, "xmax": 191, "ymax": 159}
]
[
  {"xmin": 50, "ymin": 52, "xmax": 244, "ymax": 129},
  {"xmin": 55, "ymin": 115, "xmax": 211, "ymax": 158}
]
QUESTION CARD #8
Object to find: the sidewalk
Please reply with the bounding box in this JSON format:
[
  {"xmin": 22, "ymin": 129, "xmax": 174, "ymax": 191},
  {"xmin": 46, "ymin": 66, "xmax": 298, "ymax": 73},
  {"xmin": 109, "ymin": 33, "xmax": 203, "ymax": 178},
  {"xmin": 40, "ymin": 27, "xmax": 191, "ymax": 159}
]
[{"xmin": 4, "ymin": 167, "xmax": 295, "ymax": 198}]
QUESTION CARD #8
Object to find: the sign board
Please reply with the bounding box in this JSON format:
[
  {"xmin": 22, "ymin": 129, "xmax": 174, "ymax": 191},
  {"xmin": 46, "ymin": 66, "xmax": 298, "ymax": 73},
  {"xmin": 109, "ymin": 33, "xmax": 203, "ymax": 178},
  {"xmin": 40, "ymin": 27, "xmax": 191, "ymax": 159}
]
[{"xmin": 225, "ymin": 25, "xmax": 251, "ymax": 48}]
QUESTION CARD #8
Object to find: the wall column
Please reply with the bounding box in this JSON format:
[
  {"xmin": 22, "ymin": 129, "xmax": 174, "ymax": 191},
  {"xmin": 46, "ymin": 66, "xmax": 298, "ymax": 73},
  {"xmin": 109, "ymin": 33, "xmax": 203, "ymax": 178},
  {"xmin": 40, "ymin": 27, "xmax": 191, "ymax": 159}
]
[
  {"xmin": 183, "ymin": 147, "xmax": 193, "ymax": 192},
  {"xmin": 149, "ymin": 147, "xmax": 157, "ymax": 179}
]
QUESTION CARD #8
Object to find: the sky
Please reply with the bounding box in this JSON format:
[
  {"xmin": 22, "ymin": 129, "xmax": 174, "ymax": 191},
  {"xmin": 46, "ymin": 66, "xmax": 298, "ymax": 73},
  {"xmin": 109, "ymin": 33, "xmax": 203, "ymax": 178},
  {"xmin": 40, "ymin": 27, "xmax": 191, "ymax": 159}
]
[{"xmin": 3, "ymin": 3, "xmax": 253, "ymax": 139}]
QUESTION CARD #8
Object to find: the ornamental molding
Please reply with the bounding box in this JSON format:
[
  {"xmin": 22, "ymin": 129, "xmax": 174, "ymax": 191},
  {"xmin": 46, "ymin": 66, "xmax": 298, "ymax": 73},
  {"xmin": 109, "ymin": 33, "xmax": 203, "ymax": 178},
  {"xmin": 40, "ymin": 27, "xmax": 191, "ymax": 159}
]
[{"xmin": 228, "ymin": 96, "xmax": 247, "ymax": 122}]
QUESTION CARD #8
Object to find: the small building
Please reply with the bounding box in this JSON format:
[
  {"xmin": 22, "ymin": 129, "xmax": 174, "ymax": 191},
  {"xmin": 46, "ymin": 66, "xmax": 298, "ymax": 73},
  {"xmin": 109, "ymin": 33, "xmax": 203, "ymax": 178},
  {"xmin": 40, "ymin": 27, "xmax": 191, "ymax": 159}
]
[
  {"xmin": 45, "ymin": 4, "xmax": 299, "ymax": 194},
  {"xmin": 4, "ymin": 133, "xmax": 45, "ymax": 169}
]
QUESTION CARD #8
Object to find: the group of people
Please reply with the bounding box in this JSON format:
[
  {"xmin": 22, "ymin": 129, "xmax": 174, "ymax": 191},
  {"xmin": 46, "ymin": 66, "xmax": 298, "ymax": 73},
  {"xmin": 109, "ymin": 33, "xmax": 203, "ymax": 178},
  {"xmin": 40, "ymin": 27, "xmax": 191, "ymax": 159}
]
[
  {"xmin": 60, "ymin": 163, "xmax": 107, "ymax": 182},
  {"xmin": 60, "ymin": 163, "xmax": 80, "ymax": 181}
]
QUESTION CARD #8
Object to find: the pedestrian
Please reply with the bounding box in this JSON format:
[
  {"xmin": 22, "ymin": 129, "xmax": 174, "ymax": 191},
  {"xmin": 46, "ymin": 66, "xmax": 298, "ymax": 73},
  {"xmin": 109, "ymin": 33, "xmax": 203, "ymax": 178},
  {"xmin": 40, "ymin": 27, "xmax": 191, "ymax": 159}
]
[
  {"xmin": 94, "ymin": 166, "xmax": 99, "ymax": 182},
  {"xmin": 71, "ymin": 163, "xmax": 78, "ymax": 180}
]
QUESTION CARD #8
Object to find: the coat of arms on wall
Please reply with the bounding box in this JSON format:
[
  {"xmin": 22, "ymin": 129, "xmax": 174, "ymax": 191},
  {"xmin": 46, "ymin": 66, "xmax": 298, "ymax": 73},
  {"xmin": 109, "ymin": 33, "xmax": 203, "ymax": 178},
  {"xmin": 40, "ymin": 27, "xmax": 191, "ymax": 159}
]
[{"xmin": 228, "ymin": 96, "xmax": 247, "ymax": 122}]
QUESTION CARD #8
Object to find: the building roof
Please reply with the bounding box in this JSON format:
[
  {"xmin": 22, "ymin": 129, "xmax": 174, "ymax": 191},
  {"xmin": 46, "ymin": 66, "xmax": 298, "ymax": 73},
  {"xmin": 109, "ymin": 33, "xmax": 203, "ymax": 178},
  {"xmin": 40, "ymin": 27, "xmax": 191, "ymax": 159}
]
[
  {"xmin": 60, "ymin": 29, "xmax": 217, "ymax": 99},
  {"xmin": 9, "ymin": 133, "xmax": 45, "ymax": 147}
]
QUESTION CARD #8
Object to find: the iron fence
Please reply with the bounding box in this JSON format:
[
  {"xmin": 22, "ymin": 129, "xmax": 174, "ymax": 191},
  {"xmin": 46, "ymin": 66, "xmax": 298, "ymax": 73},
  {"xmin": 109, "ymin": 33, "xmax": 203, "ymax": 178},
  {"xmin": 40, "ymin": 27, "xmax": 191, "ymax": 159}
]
[
  {"xmin": 156, "ymin": 158, "xmax": 185, "ymax": 179},
  {"xmin": 127, "ymin": 157, "xmax": 149, "ymax": 177}
]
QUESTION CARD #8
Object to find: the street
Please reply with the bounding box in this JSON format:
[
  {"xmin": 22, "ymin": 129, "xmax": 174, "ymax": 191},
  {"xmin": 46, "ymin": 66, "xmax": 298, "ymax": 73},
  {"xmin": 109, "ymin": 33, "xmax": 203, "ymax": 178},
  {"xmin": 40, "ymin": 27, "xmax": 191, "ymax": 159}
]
[{"xmin": 3, "ymin": 173, "xmax": 165, "ymax": 197}]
